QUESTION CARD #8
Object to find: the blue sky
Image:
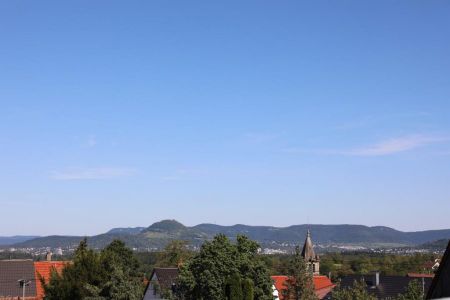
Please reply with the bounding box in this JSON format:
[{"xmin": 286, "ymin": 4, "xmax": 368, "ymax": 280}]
[{"xmin": 1, "ymin": 1, "xmax": 450, "ymax": 235}]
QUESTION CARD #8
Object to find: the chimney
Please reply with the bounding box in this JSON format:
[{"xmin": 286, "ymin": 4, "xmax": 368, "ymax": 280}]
[
  {"xmin": 373, "ymin": 271, "xmax": 380, "ymax": 287},
  {"xmin": 46, "ymin": 251, "xmax": 52, "ymax": 261}
]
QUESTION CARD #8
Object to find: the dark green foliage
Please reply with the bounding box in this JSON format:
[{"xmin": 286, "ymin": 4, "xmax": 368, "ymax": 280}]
[
  {"xmin": 302, "ymin": 252, "xmax": 437, "ymax": 278},
  {"xmin": 226, "ymin": 273, "xmax": 243, "ymax": 300},
  {"xmin": 43, "ymin": 239, "xmax": 144, "ymax": 300},
  {"xmin": 134, "ymin": 251, "xmax": 159, "ymax": 278},
  {"xmin": 156, "ymin": 240, "xmax": 192, "ymax": 267},
  {"xmin": 242, "ymin": 278, "xmax": 254, "ymax": 300},
  {"xmin": 282, "ymin": 246, "xmax": 317, "ymax": 300},
  {"xmin": 332, "ymin": 279, "xmax": 376, "ymax": 300},
  {"xmin": 397, "ymin": 279, "xmax": 424, "ymax": 300},
  {"xmin": 177, "ymin": 234, "xmax": 272, "ymax": 300}
]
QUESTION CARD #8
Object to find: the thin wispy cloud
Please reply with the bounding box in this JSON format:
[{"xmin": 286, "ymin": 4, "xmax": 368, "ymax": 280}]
[
  {"xmin": 333, "ymin": 112, "xmax": 432, "ymax": 131},
  {"xmin": 345, "ymin": 135, "xmax": 448, "ymax": 156},
  {"xmin": 50, "ymin": 167, "xmax": 135, "ymax": 180},
  {"xmin": 283, "ymin": 134, "xmax": 448, "ymax": 157}
]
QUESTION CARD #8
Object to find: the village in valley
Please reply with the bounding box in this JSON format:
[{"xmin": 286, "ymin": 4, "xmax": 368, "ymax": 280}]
[
  {"xmin": 1, "ymin": 226, "xmax": 449, "ymax": 299},
  {"xmin": 1, "ymin": 0, "xmax": 450, "ymax": 299}
]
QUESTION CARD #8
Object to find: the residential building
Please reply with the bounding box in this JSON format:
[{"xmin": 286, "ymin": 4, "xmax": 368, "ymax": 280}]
[
  {"xmin": 0, "ymin": 258, "xmax": 67, "ymax": 300},
  {"xmin": 143, "ymin": 267, "xmax": 179, "ymax": 300},
  {"xmin": 34, "ymin": 261, "xmax": 67, "ymax": 300}
]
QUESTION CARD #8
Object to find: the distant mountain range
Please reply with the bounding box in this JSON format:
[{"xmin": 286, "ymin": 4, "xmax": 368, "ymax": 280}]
[
  {"xmin": 0, "ymin": 236, "xmax": 39, "ymax": 246},
  {"xmin": 3, "ymin": 220, "xmax": 450, "ymax": 251}
]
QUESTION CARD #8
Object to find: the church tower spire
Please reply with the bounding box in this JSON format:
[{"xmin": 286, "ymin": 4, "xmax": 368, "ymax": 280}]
[{"xmin": 301, "ymin": 229, "xmax": 320, "ymax": 275}]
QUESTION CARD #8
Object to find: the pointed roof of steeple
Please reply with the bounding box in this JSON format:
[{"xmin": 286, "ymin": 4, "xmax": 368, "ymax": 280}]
[{"xmin": 301, "ymin": 230, "xmax": 316, "ymax": 261}]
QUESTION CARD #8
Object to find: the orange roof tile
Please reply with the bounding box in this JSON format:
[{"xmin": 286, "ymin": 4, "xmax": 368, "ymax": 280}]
[
  {"xmin": 271, "ymin": 275, "xmax": 335, "ymax": 300},
  {"xmin": 34, "ymin": 261, "xmax": 68, "ymax": 300}
]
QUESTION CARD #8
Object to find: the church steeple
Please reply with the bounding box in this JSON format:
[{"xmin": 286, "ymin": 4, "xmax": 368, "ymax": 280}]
[
  {"xmin": 301, "ymin": 230, "xmax": 320, "ymax": 275},
  {"xmin": 301, "ymin": 230, "xmax": 316, "ymax": 261}
]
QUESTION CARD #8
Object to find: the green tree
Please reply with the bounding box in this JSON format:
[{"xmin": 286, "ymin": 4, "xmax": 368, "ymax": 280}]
[
  {"xmin": 397, "ymin": 279, "xmax": 424, "ymax": 300},
  {"xmin": 97, "ymin": 240, "xmax": 144, "ymax": 299},
  {"xmin": 156, "ymin": 240, "xmax": 192, "ymax": 267},
  {"xmin": 332, "ymin": 279, "xmax": 376, "ymax": 300},
  {"xmin": 43, "ymin": 239, "xmax": 144, "ymax": 300},
  {"xmin": 177, "ymin": 234, "xmax": 272, "ymax": 300},
  {"xmin": 226, "ymin": 272, "xmax": 243, "ymax": 300},
  {"xmin": 282, "ymin": 246, "xmax": 317, "ymax": 300},
  {"xmin": 242, "ymin": 278, "xmax": 254, "ymax": 300}
]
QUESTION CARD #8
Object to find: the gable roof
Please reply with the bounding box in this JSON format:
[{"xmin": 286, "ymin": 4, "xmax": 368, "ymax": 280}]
[
  {"xmin": 34, "ymin": 261, "xmax": 68, "ymax": 300},
  {"xmin": 426, "ymin": 240, "xmax": 450, "ymax": 299},
  {"xmin": 150, "ymin": 267, "xmax": 179, "ymax": 291},
  {"xmin": 0, "ymin": 259, "xmax": 37, "ymax": 297},
  {"xmin": 337, "ymin": 274, "xmax": 433, "ymax": 299},
  {"xmin": 271, "ymin": 275, "xmax": 335, "ymax": 299}
]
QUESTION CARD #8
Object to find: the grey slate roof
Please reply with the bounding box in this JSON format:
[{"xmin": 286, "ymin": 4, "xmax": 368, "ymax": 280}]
[
  {"xmin": 143, "ymin": 267, "xmax": 180, "ymax": 300},
  {"xmin": 150, "ymin": 267, "xmax": 179, "ymax": 290},
  {"xmin": 0, "ymin": 260, "xmax": 37, "ymax": 297}
]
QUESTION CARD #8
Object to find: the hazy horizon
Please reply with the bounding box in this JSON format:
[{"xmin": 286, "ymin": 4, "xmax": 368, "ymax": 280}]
[
  {"xmin": 4, "ymin": 219, "xmax": 450, "ymax": 237},
  {"xmin": 1, "ymin": 1, "xmax": 450, "ymax": 236}
]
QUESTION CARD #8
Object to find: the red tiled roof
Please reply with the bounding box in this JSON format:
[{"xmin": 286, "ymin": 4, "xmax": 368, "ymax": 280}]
[
  {"xmin": 271, "ymin": 275, "xmax": 335, "ymax": 300},
  {"xmin": 34, "ymin": 261, "xmax": 68, "ymax": 300},
  {"xmin": 314, "ymin": 275, "xmax": 335, "ymax": 290},
  {"xmin": 272, "ymin": 275, "xmax": 290, "ymax": 295}
]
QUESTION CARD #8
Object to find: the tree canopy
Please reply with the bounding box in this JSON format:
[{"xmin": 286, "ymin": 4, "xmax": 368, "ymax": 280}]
[
  {"xmin": 396, "ymin": 279, "xmax": 424, "ymax": 300},
  {"xmin": 42, "ymin": 239, "xmax": 144, "ymax": 300},
  {"xmin": 282, "ymin": 246, "xmax": 317, "ymax": 300},
  {"xmin": 177, "ymin": 234, "xmax": 272, "ymax": 300},
  {"xmin": 156, "ymin": 240, "xmax": 192, "ymax": 268},
  {"xmin": 332, "ymin": 279, "xmax": 376, "ymax": 300}
]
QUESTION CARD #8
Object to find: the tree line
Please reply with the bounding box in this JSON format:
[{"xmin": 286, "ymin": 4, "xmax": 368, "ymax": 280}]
[{"xmin": 41, "ymin": 236, "xmax": 435, "ymax": 300}]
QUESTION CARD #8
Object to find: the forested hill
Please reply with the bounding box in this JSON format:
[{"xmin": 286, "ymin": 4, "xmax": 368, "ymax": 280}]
[
  {"xmin": 7, "ymin": 220, "xmax": 450, "ymax": 250},
  {"xmin": 0, "ymin": 236, "xmax": 39, "ymax": 246}
]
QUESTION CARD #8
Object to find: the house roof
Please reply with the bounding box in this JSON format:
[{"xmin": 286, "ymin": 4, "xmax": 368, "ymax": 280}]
[
  {"xmin": 301, "ymin": 230, "xmax": 317, "ymax": 261},
  {"xmin": 271, "ymin": 275, "xmax": 335, "ymax": 299},
  {"xmin": 407, "ymin": 273, "xmax": 434, "ymax": 278},
  {"xmin": 0, "ymin": 259, "xmax": 37, "ymax": 297},
  {"xmin": 426, "ymin": 240, "xmax": 450, "ymax": 299},
  {"xmin": 336, "ymin": 274, "xmax": 433, "ymax": 299},
  {"xmin": 150, "ymin": 267, "xmax": 179, "ymax": 291},
  {"xmin": 34, "ymin": 261, "xmax": 67, "ymax": 300}
]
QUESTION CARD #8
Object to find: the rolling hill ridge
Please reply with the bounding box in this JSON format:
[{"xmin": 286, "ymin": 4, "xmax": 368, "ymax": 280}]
[{"xmin": 6, "ymin": 220, "xmax": 450, "ymax": 250}]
